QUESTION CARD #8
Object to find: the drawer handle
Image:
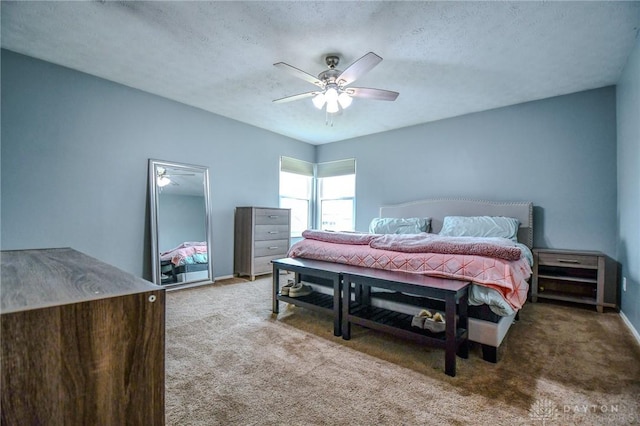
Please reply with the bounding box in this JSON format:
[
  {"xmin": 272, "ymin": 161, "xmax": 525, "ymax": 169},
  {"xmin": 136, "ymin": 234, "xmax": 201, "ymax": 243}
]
[
  {"xmin": 268, "ymin": 246, "xmax": 279, "ymax": 250},
  {"xmin": 268, "ymin": 215, "xmax": 279, "ymax": 219},
  {"xmin": 557, "ymin": 258, "xmax": 580, "ymax": 264},
  {"xmin": 268, "ymin": 231, "xmax": 278, "ymax": 234}
]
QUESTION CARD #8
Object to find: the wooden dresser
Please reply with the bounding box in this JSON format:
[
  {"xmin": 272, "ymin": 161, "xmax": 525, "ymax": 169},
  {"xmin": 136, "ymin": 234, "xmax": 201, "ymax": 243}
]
[
  {"xmin": 1, "ymin": 248, "xmax": 165, "ymax": 425},
  {"xmin": 234, "ymin": 207, "xmax": 291, "ymax": 280}
]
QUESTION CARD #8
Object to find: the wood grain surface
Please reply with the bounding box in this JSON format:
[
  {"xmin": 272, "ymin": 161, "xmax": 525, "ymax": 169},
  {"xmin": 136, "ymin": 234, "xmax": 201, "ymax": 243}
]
[
  {"xmin": 1, "ymin": 248, "xmax": 165, "ymax": 425},
  {"xmin": 1, "ymin": 248, "xmax": 160, "ymax": 313}
]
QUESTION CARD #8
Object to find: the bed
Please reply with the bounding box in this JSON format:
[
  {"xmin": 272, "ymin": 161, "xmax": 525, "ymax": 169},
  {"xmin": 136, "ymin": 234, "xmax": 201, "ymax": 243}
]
[
  {"xmin": 287, "ymin": 199, "xmax": 533, "ymax": 362},
  {"xmin": 160, "ymin": 242, "xmax": 209, "ymax": 284}
]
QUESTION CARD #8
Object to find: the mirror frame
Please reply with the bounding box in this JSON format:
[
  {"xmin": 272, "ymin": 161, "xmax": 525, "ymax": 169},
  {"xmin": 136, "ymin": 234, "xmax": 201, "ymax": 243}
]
[{"xmin": 148, "ymin": 159, "xmax": 213, "ymax": 287}]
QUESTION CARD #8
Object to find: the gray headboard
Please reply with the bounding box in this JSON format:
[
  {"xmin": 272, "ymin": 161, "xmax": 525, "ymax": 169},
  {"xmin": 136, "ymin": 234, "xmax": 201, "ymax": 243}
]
[{"xmin": 379, "ymin": 199, "xmax": 534, "ymax": 248}]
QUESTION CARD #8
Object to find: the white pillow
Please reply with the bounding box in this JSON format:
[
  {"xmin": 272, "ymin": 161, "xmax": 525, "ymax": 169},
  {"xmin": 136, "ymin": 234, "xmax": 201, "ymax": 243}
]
[
  {"xmin": 369, "ymin": 217, "xmax": 430, "ymax": 234},
  {"xmin": 439, "ymin": 216, "xmax": 520, "ymax": 241}
]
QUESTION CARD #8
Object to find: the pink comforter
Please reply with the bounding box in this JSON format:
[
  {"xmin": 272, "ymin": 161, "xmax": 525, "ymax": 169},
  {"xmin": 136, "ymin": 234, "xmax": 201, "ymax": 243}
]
[
  {"xmin": 302, "ymin": 230, "xmax": 522, "ymax": 261},
  {"xmin": 288, "ymin": 238, "xmax": 531, "ymax": 310},
  {"xmin": 160, "ymin": 242, "xmax": 208, "ymax": 266}
]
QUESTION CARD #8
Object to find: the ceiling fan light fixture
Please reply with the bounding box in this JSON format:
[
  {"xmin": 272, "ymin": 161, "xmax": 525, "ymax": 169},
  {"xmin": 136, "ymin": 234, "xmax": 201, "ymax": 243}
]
[
  {"xmin": 338, "ymin": 92, "xmax": 353, "ymax": 109},
  {"xmin": 326, "ymin": 99, "xmax": 339, "ymax": 114},
  {"xmin": 325, "ymin": 87, "xmax": 338, "ymax": 103},
  {"xmin": 312, "ymin": 92, "xmax": 326, "ymax": 109},
  {"xmin": 274, "ymin": 51, "xmax": 398, "ymax": 123}
]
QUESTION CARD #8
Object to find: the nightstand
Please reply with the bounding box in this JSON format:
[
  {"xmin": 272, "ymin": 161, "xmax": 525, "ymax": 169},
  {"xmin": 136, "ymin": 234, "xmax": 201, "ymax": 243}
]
[{"xmin": 531, "ymin": 248, "xmax": 617, "ymax": 313}]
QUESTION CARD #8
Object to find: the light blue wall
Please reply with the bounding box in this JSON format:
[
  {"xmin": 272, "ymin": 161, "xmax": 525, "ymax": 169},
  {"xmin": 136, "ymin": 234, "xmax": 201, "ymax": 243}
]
[
  {"xmin": 0, "ymin": 50, "xmax": 315, "ymax": 279},
  {"xmin": 318, "ymin": 88, "xmax": 618, "ymax": 259},
  {"xmin": 158, "ymin": 194, "xmax": 205, "ymax": 253},
  {"xmin": 616, "ymin": 36, "xmax": 640, "ymax": 334}
]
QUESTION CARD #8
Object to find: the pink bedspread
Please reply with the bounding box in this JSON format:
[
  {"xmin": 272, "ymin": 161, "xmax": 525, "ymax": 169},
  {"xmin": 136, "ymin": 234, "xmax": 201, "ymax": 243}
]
[
  {"xmin": 160, "ymin": 242, "xmax": 208, "ymax": 266},
  {"xmin": 287, "ymin": 238, "xmax": 531, "ymax": 310},
  {"xmin": 302, "ymin": 230, "xmax": 522, "ymax": 261}
]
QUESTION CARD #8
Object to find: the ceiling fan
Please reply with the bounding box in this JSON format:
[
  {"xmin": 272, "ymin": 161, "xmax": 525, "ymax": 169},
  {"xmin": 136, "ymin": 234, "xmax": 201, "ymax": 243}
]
[
  {"xmin": 156, "ymin": 167, "xmax": 195, "ymax": 188},
  {"xmin": 273, "ymin": 52, "xmax": 399, "ymax": 119}
]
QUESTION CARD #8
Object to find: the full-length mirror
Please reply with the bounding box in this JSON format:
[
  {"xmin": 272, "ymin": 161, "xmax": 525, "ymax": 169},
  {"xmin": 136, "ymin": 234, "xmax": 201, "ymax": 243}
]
[{"xmin": 149, "ymin": 159, "xmax": 213, "ymax": 287}]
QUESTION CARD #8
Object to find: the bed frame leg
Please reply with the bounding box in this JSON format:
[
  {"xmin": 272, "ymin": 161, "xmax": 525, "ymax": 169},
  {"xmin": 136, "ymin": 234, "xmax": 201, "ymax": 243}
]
[{"xmin": 481, "ymin": 344, "xmax": 498, "ymax": 363}]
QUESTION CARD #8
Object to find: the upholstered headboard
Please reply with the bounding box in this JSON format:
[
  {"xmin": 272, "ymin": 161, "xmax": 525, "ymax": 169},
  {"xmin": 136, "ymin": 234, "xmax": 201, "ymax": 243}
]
[{"xmin": 379, "ymin": 199, "xmax": 534, "ymax": 248}]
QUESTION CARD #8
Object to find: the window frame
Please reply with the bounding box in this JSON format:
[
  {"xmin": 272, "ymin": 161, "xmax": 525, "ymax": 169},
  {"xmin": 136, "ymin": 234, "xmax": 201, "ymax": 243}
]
[
  {"xmin": 316, "ymin": 174, "xmax": 356, "ymax": 232},
  {"xmin": 279, "ymin": 158, "xmax": 314, "ymax": 238}
]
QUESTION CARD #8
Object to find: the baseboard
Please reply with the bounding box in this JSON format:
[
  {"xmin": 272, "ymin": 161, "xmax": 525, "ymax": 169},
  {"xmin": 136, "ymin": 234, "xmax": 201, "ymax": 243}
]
[
  {"xmin": 214, "ymin": 274, "xmax": 234, "ymax": 281},
  {"xmin": 620, "ymin": 310, "xmax": 640, "ymax": 347}
]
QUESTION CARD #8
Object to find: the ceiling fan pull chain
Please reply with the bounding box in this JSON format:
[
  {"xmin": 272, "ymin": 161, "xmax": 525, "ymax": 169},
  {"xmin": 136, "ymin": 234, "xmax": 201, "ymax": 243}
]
[{"xmin": 325, "ymin": 109, "xmax": 334, "ymax": 127}]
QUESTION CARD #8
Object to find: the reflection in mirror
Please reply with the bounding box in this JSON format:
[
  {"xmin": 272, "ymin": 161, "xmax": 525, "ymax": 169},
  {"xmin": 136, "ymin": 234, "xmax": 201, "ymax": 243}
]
[{"xmin": 149, "ymin": 159, "xmax": 213, "ymax": 288}]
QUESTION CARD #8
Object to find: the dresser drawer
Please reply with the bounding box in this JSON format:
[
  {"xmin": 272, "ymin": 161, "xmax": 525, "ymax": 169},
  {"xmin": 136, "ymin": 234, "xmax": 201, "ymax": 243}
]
[
  {"xmin": 255, "ymin": 225, "xmax": 290, "ymax": 241},
  {"xmin": 255, "ymin": 209, "xmax": 290, "ymax": 225},
  {"xmin": 254, "ymin": 254, "xmax": 285, "ymax": 275},
  {"xmin": 537, "ymin": 252, "xmax": 598, "ymax": 268},
  {"xmin": 254, "ymin": 239, "xmax": 289, "ymax": 257}
]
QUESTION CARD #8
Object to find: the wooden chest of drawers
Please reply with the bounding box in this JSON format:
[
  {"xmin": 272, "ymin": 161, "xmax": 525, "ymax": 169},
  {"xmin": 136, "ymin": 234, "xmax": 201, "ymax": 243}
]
[{"xmin": 234, "ymin": 207, "xmax": 291, "ymax": 280}]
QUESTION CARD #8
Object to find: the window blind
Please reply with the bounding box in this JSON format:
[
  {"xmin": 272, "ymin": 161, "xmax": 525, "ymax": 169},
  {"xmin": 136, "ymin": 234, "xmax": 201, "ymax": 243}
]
[
  {"xmin": 280, "ymin": 156, "xmax": 314, "ymax": 177},
  {"xmin": 316, "ymin": 158, "xmax": 356, "ymax": 178}
]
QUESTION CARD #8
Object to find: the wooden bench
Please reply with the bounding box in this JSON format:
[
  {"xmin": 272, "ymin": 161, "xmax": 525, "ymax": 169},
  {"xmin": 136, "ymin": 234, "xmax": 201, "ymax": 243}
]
[{"xmin": 272, "ymin": 258, "xmax": 470, "ymax": 376}]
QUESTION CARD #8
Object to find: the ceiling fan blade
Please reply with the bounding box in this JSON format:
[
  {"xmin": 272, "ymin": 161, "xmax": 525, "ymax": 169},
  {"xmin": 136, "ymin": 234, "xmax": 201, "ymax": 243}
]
[
  {"xmin": 337, "ymin": 52, "xmax": 383, "ymax": 86},
  {"xmin": 274, "ymin": 62, "xmax": 323, "ymax": 88},
  {"xmin": 348, "ymin": 87, "xmax": 399, "ymax": 101},
  {"xmin": 273, "ymin": 91, "xmax": 317, "ymax": 104}
]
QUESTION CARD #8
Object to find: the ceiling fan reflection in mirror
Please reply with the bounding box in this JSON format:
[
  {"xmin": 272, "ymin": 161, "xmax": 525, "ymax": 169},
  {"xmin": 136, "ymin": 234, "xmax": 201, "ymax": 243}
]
[
  {"xmin": 156, "ymin": 166, "xmax": 195, "ymax": 188},
  {"xmin": 273, "ymin": 52, "xmax": 399, "ymax": 125}
]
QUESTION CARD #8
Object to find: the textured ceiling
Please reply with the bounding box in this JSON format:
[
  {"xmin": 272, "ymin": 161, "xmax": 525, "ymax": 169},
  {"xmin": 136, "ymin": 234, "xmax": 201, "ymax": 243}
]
[{"xmin": 2, "ymin": 1, "xmax": 639, "ymax": 145}]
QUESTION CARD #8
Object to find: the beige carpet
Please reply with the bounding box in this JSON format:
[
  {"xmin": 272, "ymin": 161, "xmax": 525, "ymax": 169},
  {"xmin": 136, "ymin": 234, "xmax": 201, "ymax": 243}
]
[{"xmin": 165, "ymin": 275, "xmax": 640, "ymax": 425}]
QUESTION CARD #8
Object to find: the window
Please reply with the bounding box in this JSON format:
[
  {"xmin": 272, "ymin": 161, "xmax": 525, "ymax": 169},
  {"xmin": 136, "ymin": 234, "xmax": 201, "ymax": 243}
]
[
  {"xmin": 280, "ymin": 157, "xmax": 356, "ymax": 236},
  {"xmin": 279, "ymin": 157, "xmax": 313, "ymax": 238},
  {"xmin": 317, "ymin": 159, "xmax": 356, "ymax": 231}
]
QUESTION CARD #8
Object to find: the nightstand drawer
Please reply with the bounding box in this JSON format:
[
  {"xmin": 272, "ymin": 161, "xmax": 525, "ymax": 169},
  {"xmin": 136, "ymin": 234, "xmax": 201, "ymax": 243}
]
[{"xmin": 537, "ymin": 252, "xmax": 597, "ymax": 268}]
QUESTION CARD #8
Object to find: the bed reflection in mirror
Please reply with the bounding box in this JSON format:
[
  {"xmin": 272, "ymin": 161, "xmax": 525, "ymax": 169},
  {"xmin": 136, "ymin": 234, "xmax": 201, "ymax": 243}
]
[{"xmin": 149, "ymin": 159, "xmax": 213, "ymax": 288}]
